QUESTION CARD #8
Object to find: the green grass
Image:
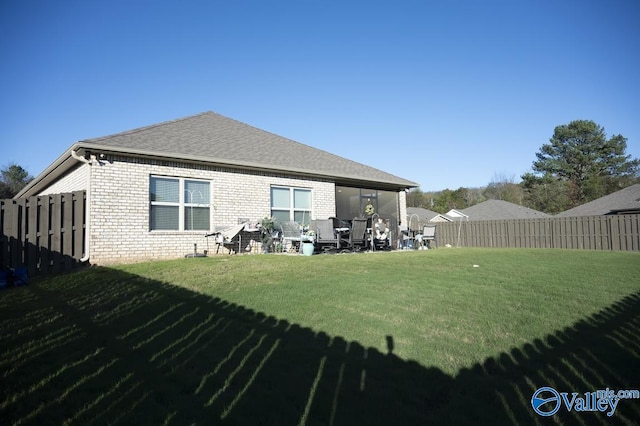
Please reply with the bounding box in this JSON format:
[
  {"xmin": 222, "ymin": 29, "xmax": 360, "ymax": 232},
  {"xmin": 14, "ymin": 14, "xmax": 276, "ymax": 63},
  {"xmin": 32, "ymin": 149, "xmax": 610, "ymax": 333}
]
[{"xmin": 1, "ymin": 248, "xmax": 639, "ymax": 424}]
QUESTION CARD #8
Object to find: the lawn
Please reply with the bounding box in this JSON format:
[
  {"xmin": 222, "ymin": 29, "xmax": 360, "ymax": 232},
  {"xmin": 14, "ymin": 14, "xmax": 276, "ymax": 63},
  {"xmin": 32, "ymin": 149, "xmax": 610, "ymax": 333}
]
[{"xmin": 1, "ymin": 248, "xmax": 639, "ymax": 425}]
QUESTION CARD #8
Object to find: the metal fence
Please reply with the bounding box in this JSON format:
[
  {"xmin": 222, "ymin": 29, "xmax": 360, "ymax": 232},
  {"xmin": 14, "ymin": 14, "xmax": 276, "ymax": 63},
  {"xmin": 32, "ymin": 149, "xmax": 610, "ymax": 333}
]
[
  {"xmin": 1, "ymin": 191, "xmax": 86, "ymax": 277},
  {"xmin": 432, "ymin": 215, "xmax": 640, "ymax": 251}
]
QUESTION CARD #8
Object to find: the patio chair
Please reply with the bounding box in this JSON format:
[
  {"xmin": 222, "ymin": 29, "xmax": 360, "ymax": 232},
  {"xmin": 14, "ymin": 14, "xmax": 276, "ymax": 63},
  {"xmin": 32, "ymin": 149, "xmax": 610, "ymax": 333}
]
[
  {"xmin": 330, "ymin": 216, "xmax": 350, "ymax": 229},
  {"xmin": 280, "ymin": 221, "xmax": 302, "ymax": 253},
  {"xmin": 419, "ymin": 224, "xmax": 437, "ymax": 249},
  {"xmin": 314, "ymin": 219, "xmax": 340, "ymax": 252},
  {"xmin": 349, "ymin": 217, "xmax": 369, "ymax": 251}
]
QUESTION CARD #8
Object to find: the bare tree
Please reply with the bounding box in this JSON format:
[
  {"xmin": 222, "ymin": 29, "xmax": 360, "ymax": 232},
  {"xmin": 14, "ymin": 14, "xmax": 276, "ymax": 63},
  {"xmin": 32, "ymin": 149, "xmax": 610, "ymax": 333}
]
[{"xmin": 484, "ymin": 172, "xmax": 523, "ymax": 204}]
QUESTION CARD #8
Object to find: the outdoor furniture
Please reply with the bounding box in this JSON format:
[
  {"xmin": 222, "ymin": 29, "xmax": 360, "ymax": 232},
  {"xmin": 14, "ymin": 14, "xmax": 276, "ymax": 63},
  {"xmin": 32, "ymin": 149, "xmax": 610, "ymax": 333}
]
[
  {"xmin": 269, "ymin": 230, "xmax": 282, "ymax": 252},
  {"xmin": 314, "ymin": 219, "xmax": 340, "ymax": 252},
  {"xmin": 400, "ymin": 213, "xmax": 421, "ymax": 250},
  {"xmin": 418, "ymin": 224, "xmax": 437, "ymax": 249},
  {"xmin": 206, "ymin": 223, "xmax": 245, "ymax": 254},
  {"xmin": 330, "ymin": 217, "xmax": 351, "ymax": 249},
  {"xmin": 280, "ymin": 221, "xmax": 303, "ymax": 253},
  {"xmin": 399, "ymin": 224, "xmax": 415, "ymax": 249},
  {"xmin": 334, "ymin": 228, "xmax": 350, "ymax": 250},
  {"xmin": 349, "ymin": 217, "xmax": 369, "ymax": 251},
  {"xmin": 330, "ymin": 216, "xmax": 350, "ymax": 229},
  {"xmin": 372, "ymin": 217, "xmax": 391, "ymax": 250}
]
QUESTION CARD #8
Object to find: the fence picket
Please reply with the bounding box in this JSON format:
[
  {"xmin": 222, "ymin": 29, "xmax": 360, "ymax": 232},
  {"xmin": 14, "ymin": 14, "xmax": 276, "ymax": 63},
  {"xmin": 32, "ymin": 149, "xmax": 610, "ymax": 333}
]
[
  {"xmin": 433, "ymin": 215, "xmax": 639, "ymax": 252},
  {"xmin": 73, "ymin": 191, "xmax": 85, "ymax": 260},
  {"xmin": 0, "ymin": 191, "xmax": 87, "ymax": 277},
  {"xmin": 26, "ymin": 196, "xmax": 39, "ymax": 276},
  {"xmin": 63, "ymin": 193, "xmax": 74, "ymax": 270}
]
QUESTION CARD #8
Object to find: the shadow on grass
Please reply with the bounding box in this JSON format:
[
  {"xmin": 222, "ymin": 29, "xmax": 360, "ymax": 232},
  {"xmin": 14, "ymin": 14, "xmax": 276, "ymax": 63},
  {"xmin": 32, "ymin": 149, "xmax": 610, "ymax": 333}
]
[{"xmin": 1, "ymin": 267, "xmax": 638, "ymax": 425}]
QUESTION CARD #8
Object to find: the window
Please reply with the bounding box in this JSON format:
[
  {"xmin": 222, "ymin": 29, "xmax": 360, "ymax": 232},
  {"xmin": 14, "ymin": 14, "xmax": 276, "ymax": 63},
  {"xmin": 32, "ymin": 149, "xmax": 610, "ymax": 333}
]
[
  {"xmin": 150, "ymin": 176, "xmax": 210, "ymax": 231},
  {"xmin": 271, "ymin": 186, "xmax": 312, "ymax": 225}
]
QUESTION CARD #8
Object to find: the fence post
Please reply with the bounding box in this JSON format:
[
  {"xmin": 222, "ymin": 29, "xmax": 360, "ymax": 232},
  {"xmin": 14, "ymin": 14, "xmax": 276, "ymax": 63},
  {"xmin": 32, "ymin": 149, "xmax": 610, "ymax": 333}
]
[
  {"xmin": 62, "ymin": 192, "xmax": 74, "ymax": 271},
  {"xmin": 26, "ymin": 196, "xmax": 39, "ymax": 276}
]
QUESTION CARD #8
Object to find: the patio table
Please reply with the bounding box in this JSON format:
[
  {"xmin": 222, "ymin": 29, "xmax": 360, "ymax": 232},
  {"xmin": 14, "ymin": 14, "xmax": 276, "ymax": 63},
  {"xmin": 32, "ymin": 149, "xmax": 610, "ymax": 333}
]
[{"xmin": 335, "ymin": 227, "xmax": 350, "ymax": 249}]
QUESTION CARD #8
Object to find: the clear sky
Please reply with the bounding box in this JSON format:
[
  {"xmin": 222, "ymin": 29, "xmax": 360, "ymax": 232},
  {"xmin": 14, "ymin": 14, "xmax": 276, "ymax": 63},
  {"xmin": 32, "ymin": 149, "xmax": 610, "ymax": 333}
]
[{"xmin": 1, "ymin": 0, "xmax": 639, "ymax": 191}]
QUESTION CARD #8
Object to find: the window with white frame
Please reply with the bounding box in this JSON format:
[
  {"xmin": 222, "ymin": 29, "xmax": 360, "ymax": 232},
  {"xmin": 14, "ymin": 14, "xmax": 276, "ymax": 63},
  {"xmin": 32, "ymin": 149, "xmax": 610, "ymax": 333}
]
[
  {"xmin": 270, "ymin": 186, "xmax": 312, "ymax": 225},
  {"xmin": 150, "ymin": 176, "xmax": 211, "ymax": 231}
]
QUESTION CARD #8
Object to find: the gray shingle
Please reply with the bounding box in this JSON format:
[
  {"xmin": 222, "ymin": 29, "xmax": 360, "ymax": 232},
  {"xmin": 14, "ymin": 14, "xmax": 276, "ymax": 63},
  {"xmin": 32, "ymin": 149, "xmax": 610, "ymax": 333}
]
[
  {"xmin": 406, "ymin": 207, "xmax": 443, "ymax": 221},
  {"xmin": 81, "ymin": 111, "xmax": 417, "ymax": 188},
  {"xmin": 555, "ymin": 184, "xmax": 640, "ymax": 216},
  {"xmin": 460, "ymin": 200, "xmax": 551, "ymax": 221}
]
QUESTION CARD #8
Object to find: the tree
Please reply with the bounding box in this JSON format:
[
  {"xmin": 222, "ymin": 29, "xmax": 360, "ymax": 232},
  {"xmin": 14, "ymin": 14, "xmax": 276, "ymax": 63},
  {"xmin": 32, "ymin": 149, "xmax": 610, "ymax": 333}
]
[
  {"xmin": 463, "ymin": 187, "xmax": 486, "ymax": 206},
  {"xmin": 0, "ymin": 163, "xmax": 33, "ymax": 198},
  {"xmin": 520, "ymin": 172, "xmax": 571, "ymax": 214},
  {"xmin": 407, "ymin": 188, "xmax": 440, "ymax": 210},
  {"xmin": 432, "ymin": 187, "xmax": 470, "ymax": 213},
  {"xmin": 406, "ymin": 188, "xmax": 425, "ymax": 208},
  {"xmin": 483, "ymin": 172, "xmax": 523, "ymax": 204},
  {"xmin": 531, "ymin": 120, "xmax": 639, "ymax": 207}
]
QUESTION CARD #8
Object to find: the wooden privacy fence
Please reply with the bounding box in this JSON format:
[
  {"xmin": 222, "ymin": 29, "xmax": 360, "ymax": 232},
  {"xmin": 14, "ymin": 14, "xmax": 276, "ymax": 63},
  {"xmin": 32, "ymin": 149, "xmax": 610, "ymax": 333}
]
[
  {"xmin": 1, "ymin": 191, "xmax": 86, "ymax": 277},
  {"xmin": 434, "ymin": 214, "xmax": 640, "ymax": 251}
]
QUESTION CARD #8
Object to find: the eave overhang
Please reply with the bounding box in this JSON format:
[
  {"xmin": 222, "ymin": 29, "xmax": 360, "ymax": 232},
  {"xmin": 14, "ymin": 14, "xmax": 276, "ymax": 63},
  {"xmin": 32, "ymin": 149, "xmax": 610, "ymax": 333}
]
[{"xmin": 16, "ymin": 142, "xmax": 418, "ymax": 198}]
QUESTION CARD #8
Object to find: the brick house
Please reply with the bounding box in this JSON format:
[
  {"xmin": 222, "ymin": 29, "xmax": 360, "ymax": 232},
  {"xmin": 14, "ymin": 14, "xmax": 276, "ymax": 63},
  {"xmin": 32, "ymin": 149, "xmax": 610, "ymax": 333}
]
[{"xmin": 16, "ymin": 112, "xmax": 417, "ymax": 263}]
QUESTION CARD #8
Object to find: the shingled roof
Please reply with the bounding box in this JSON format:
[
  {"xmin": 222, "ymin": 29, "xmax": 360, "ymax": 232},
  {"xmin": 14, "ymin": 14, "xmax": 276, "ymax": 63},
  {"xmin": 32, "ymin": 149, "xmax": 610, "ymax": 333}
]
[
  {"xmin": 460, "ymin": 199, "xmax": 551, "ymax": 221},
  {"xmin": 555, "ymin": 184, "xmax": 640, "ymax": 217},
  {"xmin": 406, "ymin": 207, "xmax": 453, "ymax": 223},
  {"xmin": 79, "ymin": 111, "xmax": 417, "ymax": 189}
]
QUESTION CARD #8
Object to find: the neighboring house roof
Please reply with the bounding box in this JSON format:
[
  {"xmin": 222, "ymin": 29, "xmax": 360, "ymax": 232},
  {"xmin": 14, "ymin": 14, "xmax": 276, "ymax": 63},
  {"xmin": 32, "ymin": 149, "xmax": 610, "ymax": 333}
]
[
  {"xmin": 429, "ymin": 214, "xmax": 454, "ymax": 223},
  {"xmin": 406, "ymin": 207, "xmax": 453, "ymax": 223},
  {"xmin": 18, "ymin": 112, "xmax": 417, "ymax": 197},
  {"xmin": 555, "ymin": 184, "xmax": 640, "ymax": 217},
  {"xmin": 460, "ymin": 199, "xmax": 551, "ymax": 221},
  {"xmin": 445, "ymin": 209, "xmax": 469, "ymax": 220}
]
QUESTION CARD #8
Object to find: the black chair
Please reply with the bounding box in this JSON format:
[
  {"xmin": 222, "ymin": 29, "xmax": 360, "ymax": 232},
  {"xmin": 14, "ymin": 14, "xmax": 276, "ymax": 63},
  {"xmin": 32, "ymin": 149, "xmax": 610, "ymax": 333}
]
[
  {"xmin": 314, "ymin": 219, "xmax": 340, "ymax": 252},
  {"xmin": 350, "ymin": 217, "xmax": 369, "ymax": 251}
]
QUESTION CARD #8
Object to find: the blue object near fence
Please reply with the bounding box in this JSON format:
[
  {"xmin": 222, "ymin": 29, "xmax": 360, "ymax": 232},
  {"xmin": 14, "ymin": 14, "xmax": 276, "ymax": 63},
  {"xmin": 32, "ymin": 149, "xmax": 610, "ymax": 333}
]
[
  {"xmin": 13, "ymin": 267, "xmax": 28, "ymax": 286},
  {"xmin": 0, "ymin": 267, "xmax": 28, "ymax": 288}
]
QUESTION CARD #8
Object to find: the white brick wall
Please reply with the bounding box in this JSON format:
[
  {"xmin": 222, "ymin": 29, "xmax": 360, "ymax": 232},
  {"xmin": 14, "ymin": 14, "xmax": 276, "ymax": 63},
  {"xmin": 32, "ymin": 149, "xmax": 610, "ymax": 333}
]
[
  {"xmin": 37, "ymin": 163, "xmax": 89, "ymax": 195},
  {"xmin": 87, "ymin": 156, "xmax": 336, "ymax": 264},
  {"xmin": 32, "ymin": 154, "xmax": 408, "ymax": 264}
]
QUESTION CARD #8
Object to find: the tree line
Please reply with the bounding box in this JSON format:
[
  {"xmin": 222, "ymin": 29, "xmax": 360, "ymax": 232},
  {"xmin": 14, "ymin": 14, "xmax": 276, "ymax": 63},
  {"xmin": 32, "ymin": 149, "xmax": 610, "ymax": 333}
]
[{"xmin": 408, "ymin": 120, "xmax": 640, "ymax": 214}]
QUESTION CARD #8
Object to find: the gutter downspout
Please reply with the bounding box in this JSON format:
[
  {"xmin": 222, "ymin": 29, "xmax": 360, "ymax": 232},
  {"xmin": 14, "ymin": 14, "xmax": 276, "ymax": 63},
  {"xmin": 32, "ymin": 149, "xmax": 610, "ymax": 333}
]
[{"xmin": 71, "ymin": 149, "xmax": 92, "ymax": 262}]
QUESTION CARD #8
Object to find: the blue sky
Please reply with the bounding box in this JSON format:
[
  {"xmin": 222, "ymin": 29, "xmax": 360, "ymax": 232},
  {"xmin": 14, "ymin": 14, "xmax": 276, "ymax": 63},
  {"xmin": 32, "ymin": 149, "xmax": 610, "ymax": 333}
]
[{"xmin": 1, "ymin": 0, "xmax": 639, "ymax": 191}]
